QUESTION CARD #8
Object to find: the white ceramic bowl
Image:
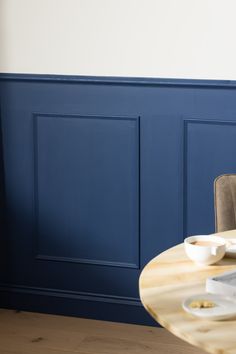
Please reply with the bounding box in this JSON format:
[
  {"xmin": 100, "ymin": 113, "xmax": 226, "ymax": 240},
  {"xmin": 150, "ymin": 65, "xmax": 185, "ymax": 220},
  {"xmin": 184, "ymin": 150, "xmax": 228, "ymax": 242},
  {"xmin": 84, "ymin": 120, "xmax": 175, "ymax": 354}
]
[{"xmin": 184, "ymin": 235, "xmax": 226, "ymax": 266}]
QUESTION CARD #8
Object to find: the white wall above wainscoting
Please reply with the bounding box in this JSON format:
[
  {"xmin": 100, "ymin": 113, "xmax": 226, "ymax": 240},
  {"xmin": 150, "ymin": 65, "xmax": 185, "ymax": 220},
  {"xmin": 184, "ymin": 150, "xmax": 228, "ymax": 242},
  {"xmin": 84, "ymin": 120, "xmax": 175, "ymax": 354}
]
[{"xmin": 0, "ymin": 0, "xmax": 236, "ymax": 79}]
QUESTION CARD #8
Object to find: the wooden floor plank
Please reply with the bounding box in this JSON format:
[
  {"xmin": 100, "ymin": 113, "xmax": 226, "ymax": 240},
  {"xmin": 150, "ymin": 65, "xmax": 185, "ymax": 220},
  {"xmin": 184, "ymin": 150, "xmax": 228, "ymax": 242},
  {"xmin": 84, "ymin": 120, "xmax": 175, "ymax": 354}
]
[{"xmin": 0, "ymin": 309, "xmax": 206, "ymax": 354}]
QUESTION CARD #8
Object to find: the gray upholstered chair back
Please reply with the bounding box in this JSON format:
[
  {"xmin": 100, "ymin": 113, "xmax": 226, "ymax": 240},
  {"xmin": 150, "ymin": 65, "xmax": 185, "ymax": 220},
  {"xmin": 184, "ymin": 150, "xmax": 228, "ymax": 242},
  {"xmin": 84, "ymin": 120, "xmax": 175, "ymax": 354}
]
[{"xmin": 214, "ymin": 174, "xmax": 236, "ymax": 232}]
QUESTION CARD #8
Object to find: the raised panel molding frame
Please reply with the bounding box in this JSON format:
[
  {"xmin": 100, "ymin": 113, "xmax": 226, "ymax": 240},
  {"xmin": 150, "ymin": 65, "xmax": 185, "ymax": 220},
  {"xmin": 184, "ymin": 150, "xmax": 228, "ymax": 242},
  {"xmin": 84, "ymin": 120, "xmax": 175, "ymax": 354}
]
[
  {"xmin": 32, "ymin": 113, "xmax": 141, "ymax": 269},
  {"xmin": 183, "ymin": 118, "xmax": 236, "ymax": 239}
]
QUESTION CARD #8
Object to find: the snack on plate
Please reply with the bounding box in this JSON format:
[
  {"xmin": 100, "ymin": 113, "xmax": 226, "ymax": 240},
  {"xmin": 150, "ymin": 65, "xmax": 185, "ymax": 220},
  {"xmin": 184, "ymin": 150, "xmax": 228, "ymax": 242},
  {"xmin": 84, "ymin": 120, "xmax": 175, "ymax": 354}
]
[{"xmin": 189, "ymin": 300, "xmax": 216, "ymax": 309}]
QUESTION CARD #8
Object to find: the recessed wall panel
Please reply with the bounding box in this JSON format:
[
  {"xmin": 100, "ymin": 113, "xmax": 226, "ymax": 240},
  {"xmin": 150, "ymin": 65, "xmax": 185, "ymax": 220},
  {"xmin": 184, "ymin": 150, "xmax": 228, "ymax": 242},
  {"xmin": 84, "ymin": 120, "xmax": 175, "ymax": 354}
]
[
  {"xmin": 185, "ymin": 120, "xmax": 236, "ymax": 236},
  {"xmin": 34, "ymin": 114, "xmax": 140, "ymax": 268}
]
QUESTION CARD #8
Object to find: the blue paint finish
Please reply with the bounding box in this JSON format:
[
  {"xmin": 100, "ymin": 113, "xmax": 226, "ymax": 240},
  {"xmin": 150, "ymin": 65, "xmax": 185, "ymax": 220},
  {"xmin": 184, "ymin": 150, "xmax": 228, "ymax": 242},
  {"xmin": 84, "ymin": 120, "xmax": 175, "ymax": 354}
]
[
  {"xmin": 1, "ymin": 74, "xmax": 236, "ymax": 324},
  {"xmin": 0, "ymin": 283, "xmax": 156, "ymax": 326},
  {"xmin": 34, "ymin": 113, "xmax": 140, "ymax": 268},
  {"xmin": 0, "ymin": 73, "xmax": 235, "ymax": 87},
  {"xmin": 184, "ymin": 119, "xmax": 236, "ymax": 236},
  {"xmin": 140, "ymin": 114, "xmax": 184, "ymax": 265}
]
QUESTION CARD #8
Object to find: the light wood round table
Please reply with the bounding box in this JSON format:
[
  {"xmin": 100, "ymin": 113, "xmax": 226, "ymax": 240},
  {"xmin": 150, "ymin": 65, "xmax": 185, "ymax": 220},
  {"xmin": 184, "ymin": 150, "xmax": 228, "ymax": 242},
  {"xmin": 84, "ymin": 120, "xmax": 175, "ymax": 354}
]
[{"xmin": 139, "ymin": 230, "xmax": 236, "ymax": 354}]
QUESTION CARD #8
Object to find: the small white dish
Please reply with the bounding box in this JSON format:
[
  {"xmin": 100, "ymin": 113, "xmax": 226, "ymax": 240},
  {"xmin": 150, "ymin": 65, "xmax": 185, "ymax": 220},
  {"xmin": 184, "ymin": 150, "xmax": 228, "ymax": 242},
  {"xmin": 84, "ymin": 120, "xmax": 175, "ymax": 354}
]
[
  {"xmin": 182, "ymin": 293, "xmax": 236, "ymax": 320},
  {"xmin": 225, "ymin": 239, "xmax": 236, "ymax": 258},
  {"xmin": 184, "ymin": 235, "xmax": 226, "ymax": 265}
]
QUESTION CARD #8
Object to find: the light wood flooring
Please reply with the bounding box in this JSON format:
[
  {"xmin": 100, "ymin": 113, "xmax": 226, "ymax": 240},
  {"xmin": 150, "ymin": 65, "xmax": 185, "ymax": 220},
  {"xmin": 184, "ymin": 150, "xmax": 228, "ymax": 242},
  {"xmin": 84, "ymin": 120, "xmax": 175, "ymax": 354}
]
[{"xmin": 0, "ymin": 309, "xmax": 205, "ymax": 354}]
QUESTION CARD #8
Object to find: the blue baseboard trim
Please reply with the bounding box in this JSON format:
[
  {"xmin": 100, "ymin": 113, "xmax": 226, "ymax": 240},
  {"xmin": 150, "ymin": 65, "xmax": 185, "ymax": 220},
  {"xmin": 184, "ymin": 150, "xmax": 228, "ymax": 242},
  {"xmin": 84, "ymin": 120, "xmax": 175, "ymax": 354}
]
[
  {"xmin": 0, "ymin": 284, "xmax": 157, "ymax": 326},
  {"xmin": 1, "ymin": 72, "xmax": 236, "ymax": 88},
  {"xmin": 0, "ymin": 283, "xmax": 140, "ymax": 306}
]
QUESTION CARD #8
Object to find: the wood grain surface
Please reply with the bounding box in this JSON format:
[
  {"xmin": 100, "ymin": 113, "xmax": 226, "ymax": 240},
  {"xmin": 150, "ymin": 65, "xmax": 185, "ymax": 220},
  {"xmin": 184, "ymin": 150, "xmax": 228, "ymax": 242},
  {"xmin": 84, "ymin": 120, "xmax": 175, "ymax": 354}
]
[
  {"xmin": 139, "ymin": 230, "xmax": 236, "ymax": 354},
  {"xmin": 0, "ymin": 309, "xmax": 205, "ymax": 354}
]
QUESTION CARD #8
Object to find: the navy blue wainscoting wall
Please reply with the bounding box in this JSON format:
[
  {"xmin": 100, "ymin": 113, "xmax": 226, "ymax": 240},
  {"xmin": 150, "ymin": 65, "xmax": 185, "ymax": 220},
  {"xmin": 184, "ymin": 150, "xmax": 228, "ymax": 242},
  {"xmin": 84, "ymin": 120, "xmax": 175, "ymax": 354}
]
[{"xmin": 1, "ymin": 74, "xmax": 236, "ymax": 325}]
